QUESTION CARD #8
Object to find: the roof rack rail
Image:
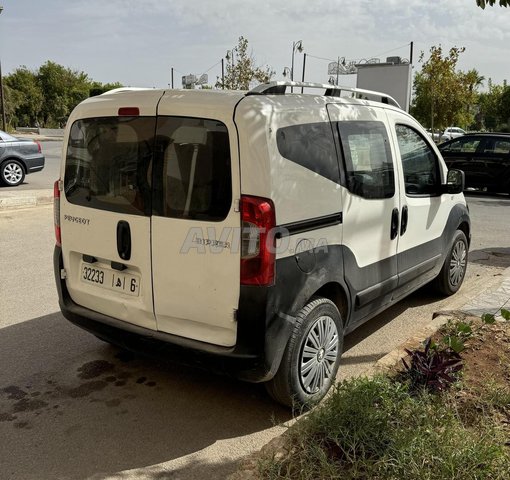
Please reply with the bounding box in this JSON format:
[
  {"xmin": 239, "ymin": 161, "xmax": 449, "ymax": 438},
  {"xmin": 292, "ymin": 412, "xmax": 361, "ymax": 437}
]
[{"xmin": 247, "ymin": 81, "xmax": 401, "ymax": 109}]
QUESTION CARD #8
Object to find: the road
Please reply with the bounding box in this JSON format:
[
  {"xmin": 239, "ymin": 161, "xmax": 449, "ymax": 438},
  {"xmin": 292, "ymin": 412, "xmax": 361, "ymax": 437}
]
[
  {"xmin": 0, "ymin": 140, "xmax": 62, "ymax": 192},
  {"xmin": 0, "ymin": 195, "xmax": 509, "ymax": 479}
]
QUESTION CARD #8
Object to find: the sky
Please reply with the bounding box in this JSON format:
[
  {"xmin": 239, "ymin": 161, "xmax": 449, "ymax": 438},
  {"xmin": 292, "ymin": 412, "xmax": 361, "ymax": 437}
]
[{"xmin": 0, "ymin": 0, "xmax": 509, "ymax": 91}]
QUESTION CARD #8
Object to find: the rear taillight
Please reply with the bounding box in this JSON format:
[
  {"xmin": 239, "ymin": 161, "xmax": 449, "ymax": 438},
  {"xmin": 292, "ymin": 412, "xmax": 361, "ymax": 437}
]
[
  {"xmin": 35, "ymin": 140, "xmax": 42, "ymax": 153},
  {"xmin": 240, "ymin": 195, "xmax": 276, "ymax": 286},
  {"xmin": 54, "ymin": 180, "xmax": 61, "ymax": 247}
]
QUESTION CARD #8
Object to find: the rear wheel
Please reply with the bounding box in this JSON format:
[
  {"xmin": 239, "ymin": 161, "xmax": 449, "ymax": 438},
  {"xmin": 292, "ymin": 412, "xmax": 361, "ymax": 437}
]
[
  {"xmin": 434, "ymin": 230, "xmax": 468, "ymax": 296},
  {"xmin": 265, "ymin": 297, "xmax": 343, "ymax": 409},
  {"xmin": 0, "ymin": 160, "xmax": 25, "ymax": 186}
]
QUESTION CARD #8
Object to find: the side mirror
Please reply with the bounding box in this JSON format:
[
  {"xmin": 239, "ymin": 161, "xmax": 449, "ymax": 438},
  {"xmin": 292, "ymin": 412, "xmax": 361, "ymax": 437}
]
[{"xmin": 443, "ymin": 169, "xmax": 465, "ymax": 194}]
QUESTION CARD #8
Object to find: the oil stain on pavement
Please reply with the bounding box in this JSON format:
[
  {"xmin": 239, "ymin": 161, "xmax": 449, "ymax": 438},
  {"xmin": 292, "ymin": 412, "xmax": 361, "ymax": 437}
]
[{"xmin": 0, "ymin": 351, "xmax": 158, "ymax": 429}]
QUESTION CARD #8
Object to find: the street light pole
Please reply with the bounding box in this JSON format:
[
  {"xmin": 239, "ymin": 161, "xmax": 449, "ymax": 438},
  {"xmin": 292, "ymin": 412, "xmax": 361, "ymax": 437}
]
[
  {"xmin": 291, "ymin": 40, "xmax": 303, "ymax": 93},
  {"xmin": 0, "ymin": 5, "xmax": 7, "ymax": 131}
]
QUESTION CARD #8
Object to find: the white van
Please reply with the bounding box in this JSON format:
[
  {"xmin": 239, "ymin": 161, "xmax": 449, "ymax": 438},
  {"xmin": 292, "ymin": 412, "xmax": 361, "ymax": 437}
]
[{"xmin": 53, "ymin": 82, "xmax": 470, "ymax": 408}]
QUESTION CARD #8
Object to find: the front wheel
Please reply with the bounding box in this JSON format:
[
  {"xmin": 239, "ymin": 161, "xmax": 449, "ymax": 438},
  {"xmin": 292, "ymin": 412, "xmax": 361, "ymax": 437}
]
[
  {"xmin": 1, "ymin": 160, "xmax": 25, "ymax": 186},
  {"xmin": 434, "ymin": 230, "xmax": 468, "ymax": 296},
  {"xmin": 265, "ymin": 297, "xmax": 344, "ymax": 409}
]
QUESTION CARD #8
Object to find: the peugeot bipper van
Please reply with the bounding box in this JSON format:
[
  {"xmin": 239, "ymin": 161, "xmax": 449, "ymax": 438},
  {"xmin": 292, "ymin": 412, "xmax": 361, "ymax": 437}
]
[{"xmin": 54, "ymin": 82, "xmax": 470, "ymax": 408}]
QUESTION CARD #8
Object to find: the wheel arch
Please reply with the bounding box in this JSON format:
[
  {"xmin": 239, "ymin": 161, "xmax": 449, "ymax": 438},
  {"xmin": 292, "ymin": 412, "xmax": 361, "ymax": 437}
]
[
  {"xmin": 457, "ymin": 220, "xmax": 471, "ymax": 248},
  {"xmin": 1, "ymin": 156, "xmax": 28, "ymax": 173},
  {"xmin": 313, "ymin": 281, "xmax": 349, "ymax": 328}
]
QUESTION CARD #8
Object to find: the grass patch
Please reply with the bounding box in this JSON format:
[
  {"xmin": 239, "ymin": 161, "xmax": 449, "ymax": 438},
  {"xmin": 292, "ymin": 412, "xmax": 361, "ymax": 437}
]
[{"xmin": 257, "ymin": 320, "xmax": 510, "ymax": 480}]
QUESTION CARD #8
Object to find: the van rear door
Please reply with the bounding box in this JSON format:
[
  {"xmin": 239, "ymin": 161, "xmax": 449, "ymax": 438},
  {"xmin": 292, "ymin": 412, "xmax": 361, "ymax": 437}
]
[
  {"xmin": 61, "ymin": 91, "xmax": 163, "ymax": 331},
  {"xmin": 151, "ymin": 101, "xmax": 241, "ymax": 347}
]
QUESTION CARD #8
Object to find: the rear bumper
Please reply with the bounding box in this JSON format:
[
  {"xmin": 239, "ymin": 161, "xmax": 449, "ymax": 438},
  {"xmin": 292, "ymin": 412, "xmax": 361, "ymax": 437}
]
[
  {"xmin": 25, "ymin": 154, "xmax": 45, "ymax": 173},
  {"xmin": 53, "ymin": 246, "xmax": 291, "ymax": 382}
]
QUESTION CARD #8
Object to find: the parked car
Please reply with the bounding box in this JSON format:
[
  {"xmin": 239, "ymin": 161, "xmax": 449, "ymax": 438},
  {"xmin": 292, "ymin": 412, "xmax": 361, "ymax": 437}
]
[
  {"xmin": 426, "ymin": 128, "xmax": 441, "ymax": 143},
  {"xmin": 0, "ymin": 130, "xmax": 45, "ymax": 186},
  {"xmin": 53, "ymin": 83, "xmax": 470, "ymax": 408},
  {"xmin": 439, "ymin": 133, "xmax": 510, "ymax": 194},
  {"xmin": 440, "ymin": 127, "xmax": 466, "ymax": 143}
]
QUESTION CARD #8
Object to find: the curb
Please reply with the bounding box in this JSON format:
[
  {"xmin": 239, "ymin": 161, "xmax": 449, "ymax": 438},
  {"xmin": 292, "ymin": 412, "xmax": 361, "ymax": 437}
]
[{"xmin": 0, "ymin": 189, "xmax": 53, "ymax": 210}]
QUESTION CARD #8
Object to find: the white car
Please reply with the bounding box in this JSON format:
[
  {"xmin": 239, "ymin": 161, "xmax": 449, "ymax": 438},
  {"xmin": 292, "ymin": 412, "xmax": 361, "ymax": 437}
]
[
  {"xmin": 440, "ymin": 127, "xmax": 466, "ymax": 143},
  {"xmin": 53, "ymin": 82, "xmax": 470, "ymax": 408}
]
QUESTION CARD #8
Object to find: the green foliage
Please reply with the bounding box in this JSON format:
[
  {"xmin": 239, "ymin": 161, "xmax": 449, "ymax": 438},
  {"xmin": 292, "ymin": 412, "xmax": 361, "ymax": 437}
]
[
  {"xmin": 501, "ymin": 308, "xmax": 510, "ymax": 321},
  {"xmin": 403, "ymin": 338, "xmax": 463, "ymax": 392},
  {"xmin": 4, "ymin": 61, "xmax": 122, "ymax": 128},
  {"xmin": 259, "ymin": 376, "xmax": 510, "ymax": 479},
  {"xmin": 411, "ymin": 46, "xmax": 482, "ymax": 131},
  {"xmin": 216, "ymin": 36, "xmax": 274, "ymax": 90},
  {"xmin": 477, "ymin": 80, "xmax": 507, "ymax": 130},
  {"xmin": 482, "ymin": 313, "xmax": 497, "ymax": 324},
  {"xmin": 477, "ymin": 0, "xmax": 509, "ymax": 8}
]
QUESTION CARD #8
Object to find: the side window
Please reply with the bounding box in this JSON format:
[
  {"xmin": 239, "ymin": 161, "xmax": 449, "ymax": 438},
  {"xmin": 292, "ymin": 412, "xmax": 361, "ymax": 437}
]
[
  {"xmin": 488, "ymin": 139, "xmax": 510, "ymax": 154},
  {"xmin": 396, "ymin": 125, "xmax": 440, "ymax": 196},
  {"xmin": 442, "ymin": 137, "xmax": 480, "ymax": 153},
  {"xmin": 336, "ymin": 121, "xmax": 394, "ymax": 199},
  {"xmin": 276, "ymin": 122, "xmax": 340, "ymax": 183},
  {"xmin": 154, "ymin": 117, "xmax": 232, "ymax": 221}
]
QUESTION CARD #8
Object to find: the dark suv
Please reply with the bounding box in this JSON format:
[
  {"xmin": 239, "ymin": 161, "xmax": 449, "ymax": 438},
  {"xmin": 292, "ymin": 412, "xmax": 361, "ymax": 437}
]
[{"xmin": 439, "ymin": 133, "xmax": 510, "ymax": 194}]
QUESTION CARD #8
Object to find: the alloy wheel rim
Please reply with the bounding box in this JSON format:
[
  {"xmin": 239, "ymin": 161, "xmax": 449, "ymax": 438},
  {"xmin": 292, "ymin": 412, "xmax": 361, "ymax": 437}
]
[
  {"xmin": 4, "ymin": 163, "xmax": 23, "ymax": 185},
  {"xmin": 299, "ymin": 315, "xmax": 339, "ymax": 394},
  {"xmin": 449, "ymin": 240, "xmax": 467, "ymax": 287}
]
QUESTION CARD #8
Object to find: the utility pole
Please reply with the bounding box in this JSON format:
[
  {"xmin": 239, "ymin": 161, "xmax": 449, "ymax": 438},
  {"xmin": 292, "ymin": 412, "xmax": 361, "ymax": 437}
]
[
  {"xmin": 301, "ymin": 53, "xmax": 307, "ymax": 93},
  {"xmin": 171, "ymin": 67, "xmax": 174, "ymax": 88},
  {"xmin": 0, "ymin": 5, "xmax": 7, "ymax": 131}
]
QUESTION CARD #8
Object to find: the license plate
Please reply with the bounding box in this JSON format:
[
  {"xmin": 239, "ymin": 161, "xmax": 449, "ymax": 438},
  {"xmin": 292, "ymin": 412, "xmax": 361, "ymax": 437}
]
[{"xmin": 81, "ymin": 264, "xmax": 140, "ymax": 296}]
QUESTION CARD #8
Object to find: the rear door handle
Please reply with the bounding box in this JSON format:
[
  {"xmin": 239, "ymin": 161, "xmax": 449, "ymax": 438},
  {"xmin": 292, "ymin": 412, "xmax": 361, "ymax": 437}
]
[
  {"xmin": 390, "ymin": 208, "xmax": 399, "ymax": 240},
  {"xmin": 117, "ymin": 221, "xmax": 131, "ymax": 261}
]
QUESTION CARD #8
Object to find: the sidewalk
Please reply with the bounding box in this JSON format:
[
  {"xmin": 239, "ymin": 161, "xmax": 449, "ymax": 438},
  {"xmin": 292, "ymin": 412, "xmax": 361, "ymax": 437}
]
[{"xmin": 0, "ymin": 188, "xmax": 53, "ymax": 209}]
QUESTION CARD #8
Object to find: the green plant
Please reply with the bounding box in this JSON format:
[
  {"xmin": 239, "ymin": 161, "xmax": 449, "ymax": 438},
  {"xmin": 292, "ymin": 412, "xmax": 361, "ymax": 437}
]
[
  {"xmin": 258, "ymin": 376, "xmax": 510, "ymax": 480},
  {"xmin": 402, "ymin": 338, "xmax": 463, "ymax": 392}
]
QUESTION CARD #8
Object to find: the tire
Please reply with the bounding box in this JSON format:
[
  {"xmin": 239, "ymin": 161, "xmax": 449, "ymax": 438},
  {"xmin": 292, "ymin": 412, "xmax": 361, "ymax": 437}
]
[
  {"xmin": 0, "ymin": 160, "xmax": 25, "ymax": 186},
  {"xmin": 265, "ymin": 297, "xmax": 344, "ymax": 410},
  {"xmin": 434, "ymin": 230, "xmax": 468, "ymax": 296}
]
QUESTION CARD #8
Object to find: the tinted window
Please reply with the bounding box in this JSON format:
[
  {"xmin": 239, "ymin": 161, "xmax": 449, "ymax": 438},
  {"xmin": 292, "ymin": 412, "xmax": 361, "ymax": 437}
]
[
  {"xmin": 336, "ymin": 121, "xmax": 394, "ymax": 199},
  {"xmin": 153, "ymin": 117, "xmax": 232, "ymax": 221},
  {"xmin": 396, "ymin": 125, "xmax": 440, "ymax": 196},
  {"xmin": 65, "ymin": 117, "xmax": 156, "ymax": 215},
  {"xmin": 483, "ymin": 138, "xmax": 510, "ymax": 154},
  {"xmin": 440, "ymin": 137, "xmax": 480, "ymax": 153},
  {"xmin": 276, "ymin": 122, "xmax": 340, "ymax": 183}
]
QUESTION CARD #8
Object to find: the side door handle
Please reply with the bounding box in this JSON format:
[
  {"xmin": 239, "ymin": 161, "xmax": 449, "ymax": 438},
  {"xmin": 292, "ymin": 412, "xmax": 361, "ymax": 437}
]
[
  {"xmin": 390, "ymin": 208, "xmax": 399, "ymax": 240},
  {"xmin": 117, "ymin": 221, "xmax": 131, "ymax": 261},
  {"xmin": 400, "ymin": 206, "xmax": 408, "ymax": 236}
]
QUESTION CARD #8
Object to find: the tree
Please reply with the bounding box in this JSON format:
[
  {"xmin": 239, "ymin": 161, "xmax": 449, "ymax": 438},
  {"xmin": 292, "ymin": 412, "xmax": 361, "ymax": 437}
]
[
  {"xmin": 37, "ymin": 61, "xmax": 91, "ymax": 127},
  {"xmin": 476, "ymin": 0, "xmax": 508, "ymax": 7},
  {"xmin": 498, "ymin": 86, "xmax": 510, "ymax": 129},
  {"xmin": 216, "ymin": 36, "xmax": 274, "ymax": 90},
  {"xmin": 4, "ymin": 66, "xmax": 43, "ymax": 127},
  {"xmin": 4, "ymin": 61, "xmax": 123, "ymax": 128},
  {"xmin": 89, "ymin": 81, "xmax": 124, "ymax": 97},
  {"xmin": 477, "ymin": 79, "xmax": 505, "ymax": 130},
  {"xmin": 411, "ymin": 46, "xmax": 481, "ymax": 131}
]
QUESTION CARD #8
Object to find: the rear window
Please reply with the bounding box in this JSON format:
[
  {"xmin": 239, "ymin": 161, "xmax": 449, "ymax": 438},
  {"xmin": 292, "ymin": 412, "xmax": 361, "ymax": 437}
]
[
  {"xmin": 153, "ymin": 117, "xmax": 232, "ymax": 221},
  {"xmin": 65, "ymin": 117, "xmax": 156, "ymax": 215},
  {"xmin": 64, "ymin": 116, "xmax": 233, "ymax": 220}
]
